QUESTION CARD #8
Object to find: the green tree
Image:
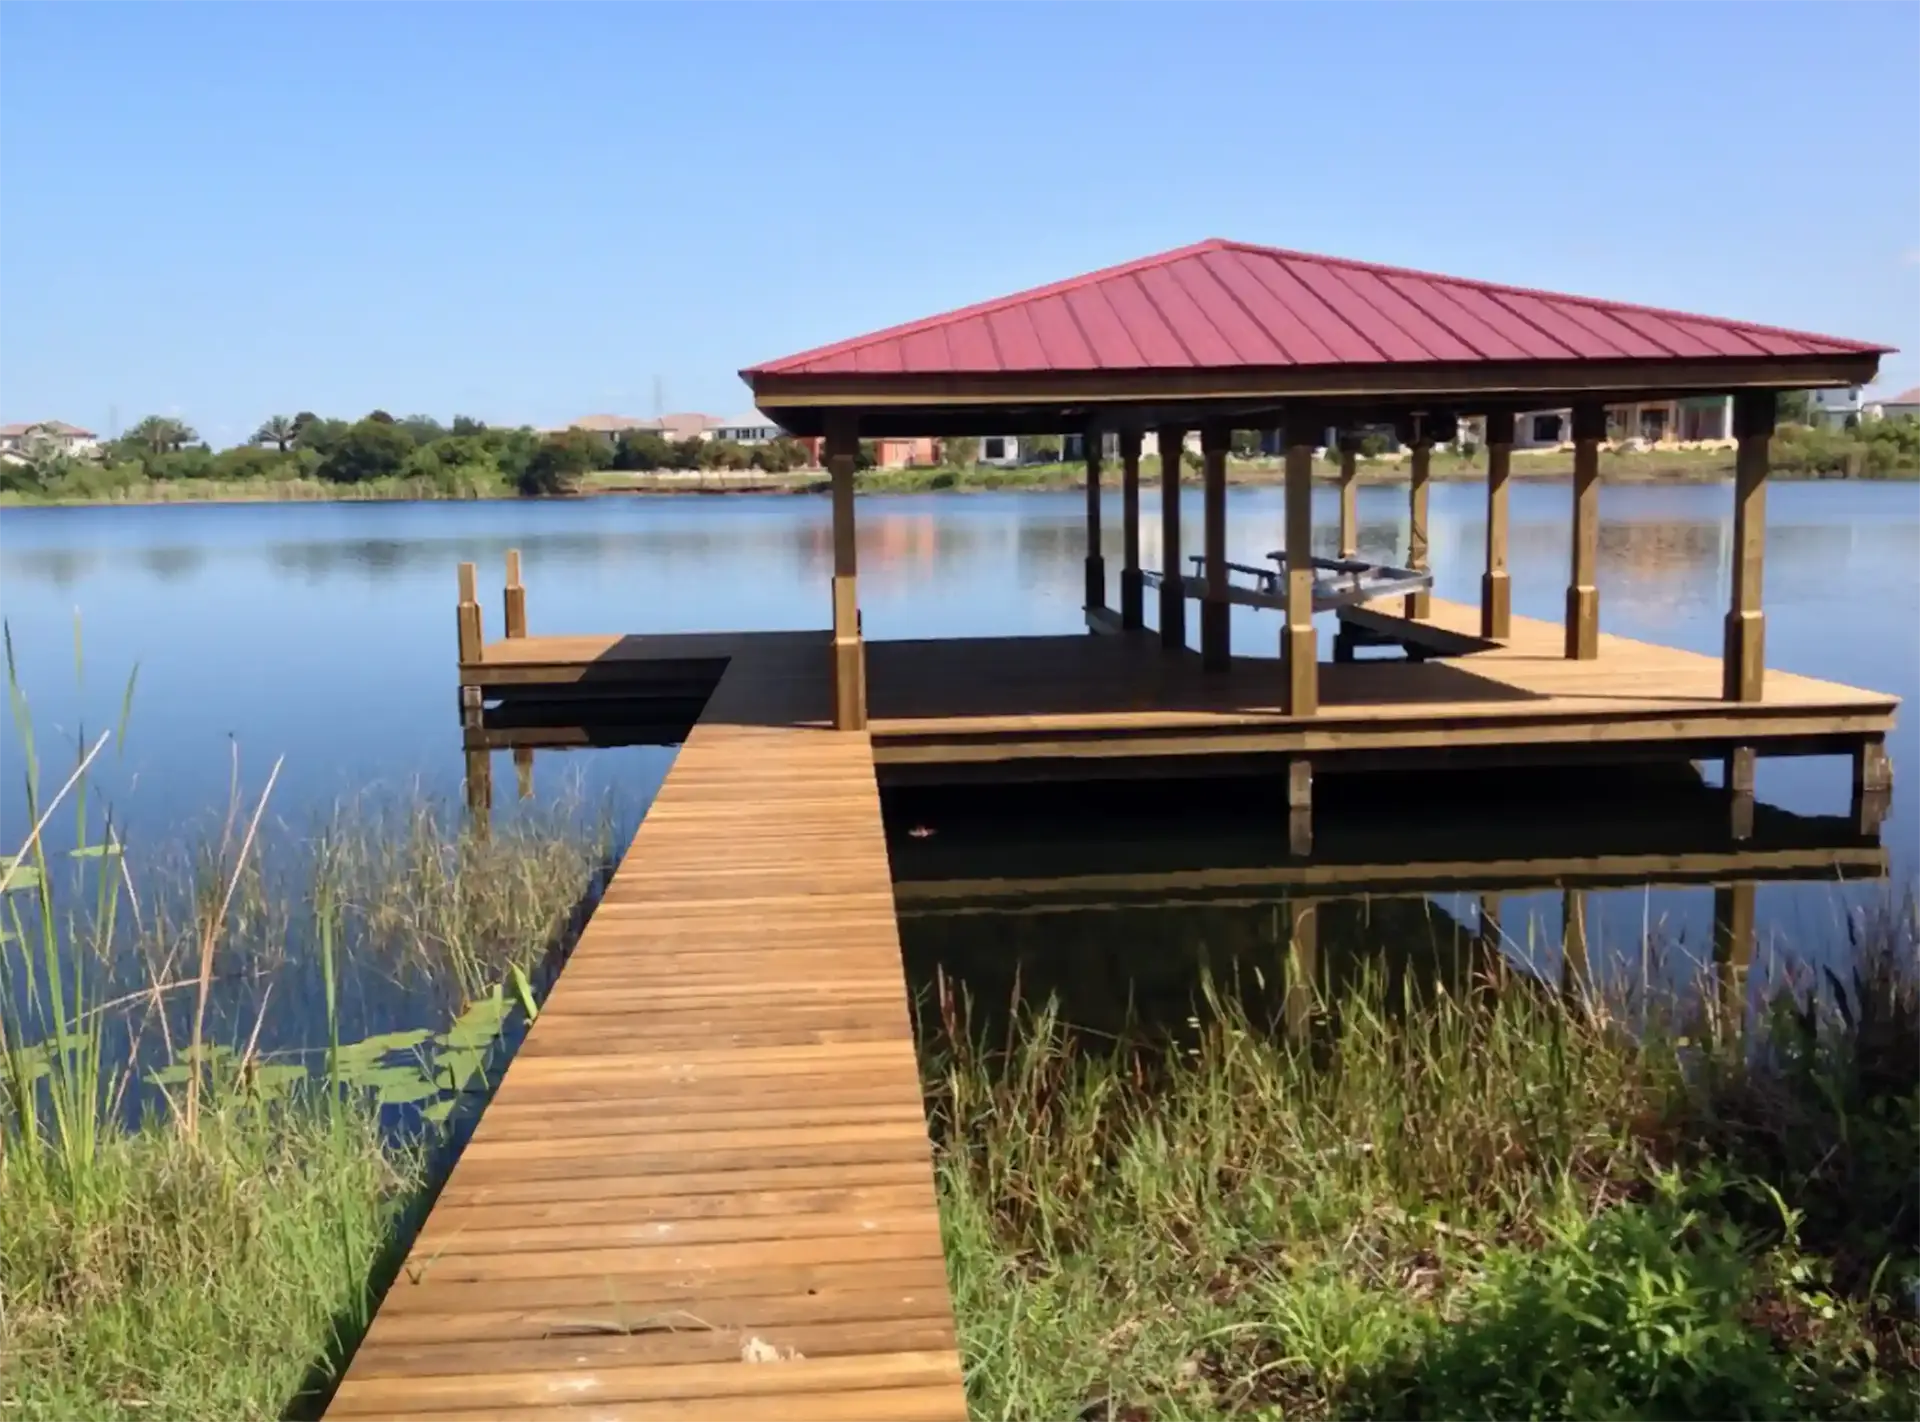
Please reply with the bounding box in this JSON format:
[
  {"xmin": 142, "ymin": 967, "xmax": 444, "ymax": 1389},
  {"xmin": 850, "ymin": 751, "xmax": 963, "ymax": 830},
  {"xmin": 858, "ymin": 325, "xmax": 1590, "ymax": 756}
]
[
  {"xmin": 669, "ymin": 437, "xmax": 705, "ymax": 470},
  {"xmin": 612, "ymin": 429, "xmax": 675, "ymax": 471},
  {"xmin": 1776, "ymin": 390, "xmax": 1813, "ymax": 425},
  {"xmin": 127, "ymin": 415, "xmax": 197, "ymax": 454},
  {"xmin": 211, "ymin": 445, "xmax": 291, "ymax": 480},
  {"xmin": 1022, "ymin": 433, "xmax": 1063, "ymax": 464},
  {"xmin": 519, "ymin": 429, "xmax": 601, "ymax": 495},
  {"xmin": 254, "ymin": 415, "xmax": 297, "ymax": 452},
  {"xmin": 1229, "ymin": 429, "xmax": 1262, "ymax": 459},
  {"xmin": 317, "ymin": 419, "xmax": 414, "ymax": 483},
  {"xmin": 450, "ymin": 415, "xmax": 488, "ymax": 436},
  {"xmin": 398, "ymin": 414, "xmax": 447, "ymax": 445},
  {"xmin": 366, "ymin": 409, "xmax": 397, "ymax": 425},
  {"xmin": 941, "ymin": 436, "xmax": 980, "ymax": 469},
  {"xmin": 293, "ymin": 415, "xmax": 350, "ymax": 455}
]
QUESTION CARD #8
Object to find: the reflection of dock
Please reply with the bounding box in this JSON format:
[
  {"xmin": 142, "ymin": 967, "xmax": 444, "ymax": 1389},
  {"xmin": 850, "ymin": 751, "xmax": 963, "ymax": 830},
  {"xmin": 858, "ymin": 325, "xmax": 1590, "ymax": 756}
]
[{"xmin": 331, "ymin": 642, "xmax": 966, "ymax": 1419}]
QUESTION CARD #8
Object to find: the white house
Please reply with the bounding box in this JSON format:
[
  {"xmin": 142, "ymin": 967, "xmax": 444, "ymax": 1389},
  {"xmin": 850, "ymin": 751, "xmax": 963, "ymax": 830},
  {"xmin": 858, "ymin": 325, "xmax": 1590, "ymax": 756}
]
[
  {"xmin": 0, "ymin": 420, "xmax": 100, "ymax": 463},
  {"xmin": 712, "ymin": 412, "xmax": 784, "ymax": 444},
  {"xmin": 1809, "ymin": 387, "xmax": 1865, "ymax": 427}
]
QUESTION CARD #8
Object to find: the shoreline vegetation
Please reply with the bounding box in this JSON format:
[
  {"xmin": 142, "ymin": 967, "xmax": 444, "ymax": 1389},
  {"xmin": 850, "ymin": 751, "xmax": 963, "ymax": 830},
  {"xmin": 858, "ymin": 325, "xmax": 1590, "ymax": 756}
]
[
  {"xmin": 4, "ymin": 663, "xmax": 1916, "ymax": 1419},
  {"xmin": 3, "ymin": 411, "xmax": 1916, "ymax": 508}
]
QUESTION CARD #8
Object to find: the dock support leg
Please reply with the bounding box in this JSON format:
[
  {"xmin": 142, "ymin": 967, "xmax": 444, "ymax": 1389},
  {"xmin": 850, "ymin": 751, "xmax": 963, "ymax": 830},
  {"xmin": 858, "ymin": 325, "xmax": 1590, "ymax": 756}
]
[
  {"xmin": 1852, "ymin": 736, "xmax": 1892, "ymax": 836},
  {"xmin": 826, "ymin": 414, "xmax": 868, "ymax": 730},
  {"xmin": 1724, "ymin": 393, "xmax": 1774, "ymax": 702},
  {"xmin": 1565, "ymin": 402, "xmax": 1604, "ymax": 660},
  {"xmin": 1285, "ymin": 895, "xmax": 1318, "ymax": 1040},
  {"xmin": 1337, "ymin": 435, "xmax": 1358, "ymax": 559},
  {"xmin": 503, "ymin": 548, "xmax": 527, "ymax": 639},
  {"xmin": 1158, "ymin": 425, "xmax": 1186, "ymax": 652},
  {"xmin": 1712, "ymin": 881, "xmax": 1756, "ymax": 1028},
  {"xmin": 513, "ymin": 745, "xmax": 534, "ymax": 801},
  {"xmin": 1405, "ymin": 437, "xmax": 1432, "ymax": 620},
  {"xmin": 1083, "ymin": 436, "xmax": 1106, "ymax": 615},
  {"xmin": 1201, "ymin": 423, "xmax": 1231, "ymax": 672},
  {"xmin": 1286, "ymin": 758, "xmax": 1313, "ymax": 858},
  {"xmin": 1282, "ymin": 435, "xmax": 1319, "ymax": 714},
  {"xmin": 1725, "ymin": 745, "xmax": 1755, "ymax": 842},
  {"xmin": 1561, "ymin": 888, "xmax": 1589, "ymax": 999},
  {"xmin": 464, "ymin": 745, "xmax": 492, "ymax": 837},
  {"xmin": 1481, "ymin": 411, "xmax": 1513, "ymax": 639},
  {"xmin": 1120, "ymin": 430, "xmax": 1144, "ymax": 629},
  {"xmin": 1479, "ymin": 892, "xmax": 1504, "ymax": 951}
]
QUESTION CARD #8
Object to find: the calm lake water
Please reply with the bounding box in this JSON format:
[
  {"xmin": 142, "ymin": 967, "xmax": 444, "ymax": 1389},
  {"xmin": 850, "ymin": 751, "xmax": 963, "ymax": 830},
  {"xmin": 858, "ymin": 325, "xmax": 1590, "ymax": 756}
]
[{"xmin": 2, "ymin": 480, "xmax": 1915, "ymax": 1046}]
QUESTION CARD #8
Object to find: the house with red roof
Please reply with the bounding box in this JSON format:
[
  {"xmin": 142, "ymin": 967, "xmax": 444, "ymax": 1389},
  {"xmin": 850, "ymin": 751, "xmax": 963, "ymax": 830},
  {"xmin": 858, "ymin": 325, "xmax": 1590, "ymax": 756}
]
[{"xmin": 0, "ymin": 420, "xmax": 100, "ymax": 463}]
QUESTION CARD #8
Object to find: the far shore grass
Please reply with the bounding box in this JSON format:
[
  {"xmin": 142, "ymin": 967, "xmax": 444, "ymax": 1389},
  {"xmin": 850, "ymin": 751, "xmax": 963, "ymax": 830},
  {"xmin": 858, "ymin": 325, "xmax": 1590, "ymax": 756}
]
[{"xmin": 3, "ymin": 444, "xmax": 1915, "ymax": 508}]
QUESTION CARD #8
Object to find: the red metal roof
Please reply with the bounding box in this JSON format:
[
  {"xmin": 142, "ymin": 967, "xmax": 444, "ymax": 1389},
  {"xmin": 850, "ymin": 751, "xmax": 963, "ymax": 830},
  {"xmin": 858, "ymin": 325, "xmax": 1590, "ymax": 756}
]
[{"xmin": 746, "ymin": 238, "xmax": 1891, "ymax": 378}]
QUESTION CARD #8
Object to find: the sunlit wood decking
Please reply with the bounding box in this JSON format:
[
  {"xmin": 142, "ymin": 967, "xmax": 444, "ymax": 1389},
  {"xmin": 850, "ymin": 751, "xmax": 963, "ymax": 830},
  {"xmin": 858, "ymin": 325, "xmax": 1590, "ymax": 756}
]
[{"xmin": 331, "ymin": 639, "xmax": 967, "ymax": 1421}]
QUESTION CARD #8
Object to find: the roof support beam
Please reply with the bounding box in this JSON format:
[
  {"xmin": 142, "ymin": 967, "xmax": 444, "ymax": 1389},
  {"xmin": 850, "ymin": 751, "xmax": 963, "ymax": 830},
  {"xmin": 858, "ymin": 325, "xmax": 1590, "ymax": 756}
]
[
  {"xmin": 1281, "ymin": 428, "xmax": 1318, "ymax": 716},
  {"xmin": 1201, "ymin": 423, "xmax": 1232, "ymax": 672},
  {"xmin": 825, "ymin": 411, "xmax": 867, "ymax": 730},
  {"xmin": 1157, "ymin": 425, "xmax": 1187, "ymax": 653},
  {"xmin": 1083, "ymin": 432, "xmax": 1106, "ymax": 614},
  {"xmin": 1724, "ymin": 391, "xmax": 1775, "ymax": 703},
  {"xmin": 1565, "ymin": 401, "xmax": 1605, "ymax": 661},
  {"xmin": 1119, "ymin": 431, "xmax": 1144, "ymax": 630},
  {"xmin": 1337, "ymin": 433, "xmax": 1360, "ymax": 560},
  {"xmin": 1481, "ymin": 410, "xmax": 1515, "ymax": 639}
]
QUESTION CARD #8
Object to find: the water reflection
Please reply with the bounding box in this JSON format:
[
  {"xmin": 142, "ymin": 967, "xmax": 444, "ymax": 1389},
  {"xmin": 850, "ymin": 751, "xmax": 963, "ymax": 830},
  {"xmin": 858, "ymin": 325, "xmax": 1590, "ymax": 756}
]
[{"xmin": 882, "ymin": 767, "xmax": 1886, "ymax": 1045}]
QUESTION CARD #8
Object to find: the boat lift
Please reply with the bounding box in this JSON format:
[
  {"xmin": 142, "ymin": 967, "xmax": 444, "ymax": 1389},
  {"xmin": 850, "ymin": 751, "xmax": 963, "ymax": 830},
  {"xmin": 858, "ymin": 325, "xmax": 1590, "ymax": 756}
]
[{"xmin": 1140, "ymin": 550, "xmax": 1432, "ymax": 614}]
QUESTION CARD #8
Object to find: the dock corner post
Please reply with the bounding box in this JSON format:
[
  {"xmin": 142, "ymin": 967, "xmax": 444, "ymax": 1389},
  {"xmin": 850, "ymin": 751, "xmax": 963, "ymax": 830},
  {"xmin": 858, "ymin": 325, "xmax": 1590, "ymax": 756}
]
[
  {"xmin": 1157, "ymin": 424, "xmax": 1188, "ymax": 652},
  {"xmin": 1481, "ymin": 410, "xmax": 1514, "ymax": 639},
  {"xmin": 1565, "ymin": 401, "xmax": 1605, "ymax": 660},
  {"xmin": 1281, "ymin": 424, "xmax": 1319, "ymax": 715},
  {"xmin": 456, "ymin": 560, "xmax": 484, "ymax": 667},
  {"xmin": 503, "ymin": 548, "xmax": 527, "ymax": 640},
  {"xmin": 1711, "ymin": 880, "xmax": 1756, "ymax": 1031},
  {"xmin": 1726, "ymin": 744, "xmax": 1756, "ymax": 842},
  {"xmin": 1286, "ymin": 758, "xmax": 1313, "ymax": 857},
  {"xmin": 513, "ymin": 744, "xmax": 534, "ymax": 801},
  {"xmin": 1724, "ymin": 391, "xmax": 1774, "ymax": 702},
  {"xmin": 1851, "ymin": 735, "xmax": 1893, "ymax": 836},
  {"xmin": 826, "ymin": 411, "xmax": 868, "ymax": 731},
  {"xmin": 1399, "ymin": 414, "xmax": 1433, "ymax": 620},
  {"xmin": 1119, "ymin": 429, "xmax": 1145, "ymax": 629},
  {"xmin": 1083, "ymin": 429, "xmax": 1106, "ymax": 617},
  {"xmin": 1200, "ymin": 422, "xmax": 1231, "ymax": 672},
  {"xmin": 1285, "ymin": 893, "xmax": 1319, "ymax": 1040},
  {"xmin": 1337, "ymin": 432, "xmax": 1359, "ymax": 559}
]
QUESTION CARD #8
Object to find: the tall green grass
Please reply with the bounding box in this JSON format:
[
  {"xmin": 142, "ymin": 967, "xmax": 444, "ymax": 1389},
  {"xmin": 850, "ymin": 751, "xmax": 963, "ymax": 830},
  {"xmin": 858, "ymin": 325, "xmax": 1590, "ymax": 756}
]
[
  {"xmin": 926, "ymin": 923, "xmax": 1920, "ymax": 1420},
  {"xmin": 0, "ymin": 638, "xmax": 610, "ymax": 1421}
]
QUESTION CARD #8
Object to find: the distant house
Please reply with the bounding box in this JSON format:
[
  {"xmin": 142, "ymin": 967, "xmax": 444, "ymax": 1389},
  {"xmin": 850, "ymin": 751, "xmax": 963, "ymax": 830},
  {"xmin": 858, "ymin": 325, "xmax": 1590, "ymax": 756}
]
[
  {"xmin": 713, "ymin": 412, "xmax": 784, "ymax": 444},
  {"xmin": 1868, "ymin": 385, "xmax": 1920, "ymax": 421},
  {"xmin": 1808, "ymin": 387, "xmax": 1865, "ymax": 428},
  {"xmin": 1503, "ymin": 397, "xmax": 1734, "ymax": 450},
  {"xmin": 0, "ymin": 420, "xmax": 100, "ymax": 463},
  {"xmin": 558, "ymin": 414, "xmax": 660, "ymax": 447},
  {"xmin": 657, "ymin": 412, "xmax": 721, "ymax": 443}
]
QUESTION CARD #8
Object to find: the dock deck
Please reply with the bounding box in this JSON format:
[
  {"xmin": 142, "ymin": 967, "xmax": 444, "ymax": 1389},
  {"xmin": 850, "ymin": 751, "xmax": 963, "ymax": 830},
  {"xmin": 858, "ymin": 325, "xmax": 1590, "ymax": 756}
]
[
  {"xmin": 330, "ymin": 639, "xmax": 968, "ymax": 1421},
  {"xmin": 463, "ymin": 597, "xmax": 1896, "ymax": 785}
]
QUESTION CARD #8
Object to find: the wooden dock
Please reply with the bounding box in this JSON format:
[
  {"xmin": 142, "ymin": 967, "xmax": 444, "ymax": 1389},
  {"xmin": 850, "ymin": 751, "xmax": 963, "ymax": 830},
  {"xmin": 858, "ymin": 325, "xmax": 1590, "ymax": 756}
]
[{"xmin": 332, "ymin": 638, "xmax": 968, "ymax": 1422}]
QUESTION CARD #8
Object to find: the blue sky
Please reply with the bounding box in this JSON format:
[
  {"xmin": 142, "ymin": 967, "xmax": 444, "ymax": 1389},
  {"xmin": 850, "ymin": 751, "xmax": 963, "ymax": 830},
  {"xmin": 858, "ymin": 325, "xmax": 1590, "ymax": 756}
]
[{"xmin": 3, "ymin": 1, "xmax": 1915, "ymax": 446}]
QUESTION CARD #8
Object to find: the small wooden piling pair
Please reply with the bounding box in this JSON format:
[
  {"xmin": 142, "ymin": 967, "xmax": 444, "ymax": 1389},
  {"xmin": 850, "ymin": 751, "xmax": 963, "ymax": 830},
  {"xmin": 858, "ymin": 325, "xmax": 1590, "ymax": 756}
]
[
  {"xmin": 456, "ymin": 549, "xmax": 528, "ymax": 666},
  {"xmin": 458, "ymin": 550, "xmax": 531, "ymax": 833}
]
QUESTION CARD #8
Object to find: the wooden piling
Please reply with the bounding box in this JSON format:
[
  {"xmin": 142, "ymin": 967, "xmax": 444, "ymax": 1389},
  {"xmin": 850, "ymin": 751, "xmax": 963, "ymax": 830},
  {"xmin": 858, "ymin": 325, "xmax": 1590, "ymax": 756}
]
[{"xmin": 504, "ymin": 548, "xmax": 527, "ymax": 639}]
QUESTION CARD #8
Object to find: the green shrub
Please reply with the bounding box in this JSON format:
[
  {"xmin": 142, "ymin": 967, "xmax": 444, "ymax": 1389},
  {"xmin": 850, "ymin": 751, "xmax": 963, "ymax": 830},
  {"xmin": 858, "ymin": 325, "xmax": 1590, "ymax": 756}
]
[{"xmin": 317, "ymin": 420, "xmax": 413, "ymax": 484}]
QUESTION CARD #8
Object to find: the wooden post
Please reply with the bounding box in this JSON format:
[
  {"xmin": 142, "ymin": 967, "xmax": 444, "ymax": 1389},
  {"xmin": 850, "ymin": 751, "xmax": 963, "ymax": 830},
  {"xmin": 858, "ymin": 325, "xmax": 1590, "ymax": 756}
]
[
  {"xmin": 1724, "ymin": 392, "xmax": 1774, "ymax": 702},
  {"xmin": 1158, "ymin": 425, "xmax": 1186, "ymax": 651},
  {"xmin": 1083, "ymin": 433, "xmax": 1106, "ymax": 613},
  {"xmin": 456, "ymin": 561, "xmax": 483, "ymax": 667},
  {"xmin": 1337, "ymin": 433, "xmax": 1359, "ymax": 559},
  {"xmin": 1285, "ymin": 895, "xmax": 1318, "ymax": 1040},
  {"xmin": 1479, "ymin": 893, "xmax": 1504, "ymax": 949},
  {"xmin": 464, "ymin": 746, "xmax": 492, "ymax": 838},
  {"xmin": 1286, "ymin": 758, "xmax": 1312, "ymax": 857},
  {"xmin": 1405, "ymin": 426, "xmax": 1432, "ymax": 619},
  {"xmin": 1711, "ymin": 880, "xmax": 1756, "ymax": 1026},
  {"xmin": 1281, "ymin": 430, "xmax": 1318, "ymax": 715},
  {"xmin": 1561, "ymin": 888, "xmax": 1589, "ymax": 997},
  {"xmin": 1200, "ymin": 423, "xmax": 1231, "ymax": 672},
  {"xmin": 503, "ymin": 548, "xmax": 527, "ymax": 639},
  {"xmin": 1481, "ymin": 410, "xmax": 1513, "ymax": 638},
  {"xmin": 826, "ymin": 413, "xmax": 867, "ymax": 731},
  {"xmin": 458, "ymin": 683, "xmax": 483, "ymax": 730},
  {"xmin": 1565, "ymin": 401, "xmax": 1605, "ymax": 660},
  {"xmin": 513, "ymin": 745, "xmax": 534, "ymax": 801},
  {"xmin": 1120, "ymin": 430, "xmax": 1144, "ymax": 629},
  {"xmin": 1851, "ymin": 736, "xmax": 1892, "ymax": 836},
  {"xmin": 1726, "ymin": 744, "xmax": 1755, "ymax": 842}
]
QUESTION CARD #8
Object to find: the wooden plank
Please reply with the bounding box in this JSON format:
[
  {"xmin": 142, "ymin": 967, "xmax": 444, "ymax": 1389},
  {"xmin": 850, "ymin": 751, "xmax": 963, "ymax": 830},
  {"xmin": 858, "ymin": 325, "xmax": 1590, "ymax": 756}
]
[
  {"xmin": 1725, "ymin": 393, "xmax": 1772, "ymax": 702},
  {"xmin": 1282, "ymin": 439, "xmax": 1317, "ymax": 714},
  {"xmin": 1405, "ymin": 438, "xmax": 1431, "ymax": 619},
  {"xmin": 1482, "ymin": 411, "xmax": 1513, "ymax": 638},
  {"xmin": 1566, "ymin": 401, "xmax": 1603, "ymax": 660},
  {"xmin": 331, "ymin": 643, "xmax": 961, "ymax": 1419},
  {"xmin": 1337, "ymin": 435, "xmax": 1358, "ymax": 559}
]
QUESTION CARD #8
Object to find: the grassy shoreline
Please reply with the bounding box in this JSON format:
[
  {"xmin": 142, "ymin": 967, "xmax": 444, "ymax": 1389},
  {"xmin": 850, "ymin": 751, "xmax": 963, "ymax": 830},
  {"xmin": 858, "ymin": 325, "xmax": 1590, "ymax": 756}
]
[{"xmin": 3, "ymin": 450, "xmax": 1915, "ymax": 509}]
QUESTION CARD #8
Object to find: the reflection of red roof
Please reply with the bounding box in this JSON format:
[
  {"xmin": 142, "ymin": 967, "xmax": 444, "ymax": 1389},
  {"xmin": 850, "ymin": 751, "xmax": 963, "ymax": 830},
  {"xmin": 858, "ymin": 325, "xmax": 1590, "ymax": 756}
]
[{"xmin": 746, "ymin": 238, "xmax": 1891, "ymax": 378}]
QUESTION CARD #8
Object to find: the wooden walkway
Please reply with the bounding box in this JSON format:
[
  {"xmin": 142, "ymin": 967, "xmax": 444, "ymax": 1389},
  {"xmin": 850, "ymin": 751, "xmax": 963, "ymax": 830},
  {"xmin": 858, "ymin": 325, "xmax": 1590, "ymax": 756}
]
[{"xmin": 331, "ymin": 635, "xmax": 968, "ymax": 1422}]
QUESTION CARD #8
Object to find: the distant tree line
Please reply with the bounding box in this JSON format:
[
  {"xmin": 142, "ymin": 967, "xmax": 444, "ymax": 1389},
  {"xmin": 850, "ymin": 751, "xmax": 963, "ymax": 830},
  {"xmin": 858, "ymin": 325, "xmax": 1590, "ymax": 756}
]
[{"xmin": 1, "ymin": 410, "xmax": 818, "ymax": 498}]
